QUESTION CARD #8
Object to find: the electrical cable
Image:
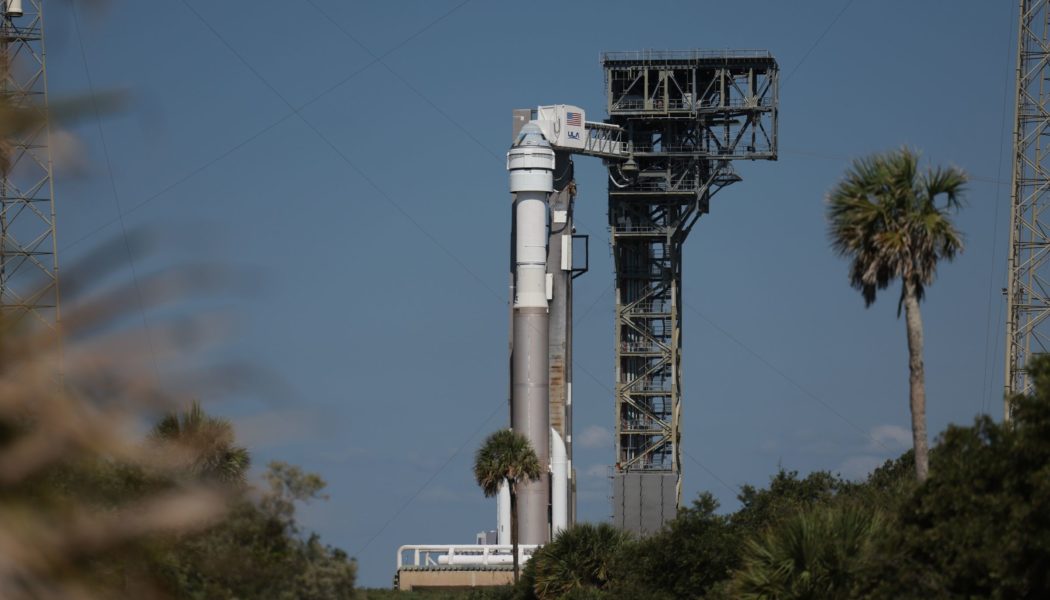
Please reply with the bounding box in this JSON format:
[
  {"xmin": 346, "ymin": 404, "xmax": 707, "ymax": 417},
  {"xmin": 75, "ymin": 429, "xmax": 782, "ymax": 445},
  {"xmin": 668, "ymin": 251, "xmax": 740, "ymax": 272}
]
[
  {"xmin": 60, "ymin": 0, "xmax": 475, "ymax": 253},
  {"xmin": 980, "ymin": 4, "xmax": 1017, "ymax": 416},
  {"xmin": 70, "ymin": 0, "xmax": 161, "ymax": 379}
]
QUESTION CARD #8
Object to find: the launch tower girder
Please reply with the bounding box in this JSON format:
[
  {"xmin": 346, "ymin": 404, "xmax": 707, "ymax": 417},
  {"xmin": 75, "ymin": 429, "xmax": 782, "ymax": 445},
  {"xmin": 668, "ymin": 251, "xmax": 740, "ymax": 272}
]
[{"xmin": 604, "ymin": 50, "xmax": 778, "ymax": 534}]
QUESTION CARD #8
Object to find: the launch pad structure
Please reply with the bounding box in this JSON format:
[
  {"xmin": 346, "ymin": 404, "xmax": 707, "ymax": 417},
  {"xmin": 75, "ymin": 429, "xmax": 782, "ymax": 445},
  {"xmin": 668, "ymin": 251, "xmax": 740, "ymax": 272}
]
[
  {"xmin": 397, "ymin": 48, "xmax": 780, "ymax": 590},
  {"xmin": 604, "ymin": 50, "xmax": 778, "ymax": 534}
]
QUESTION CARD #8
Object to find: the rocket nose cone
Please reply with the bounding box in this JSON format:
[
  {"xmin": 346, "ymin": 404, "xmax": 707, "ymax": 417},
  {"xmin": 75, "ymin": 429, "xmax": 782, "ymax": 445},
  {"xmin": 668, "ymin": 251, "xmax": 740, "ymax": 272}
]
[{"xmin": 512, "ymin": 123, "xmax": 551, "ymax": 149}]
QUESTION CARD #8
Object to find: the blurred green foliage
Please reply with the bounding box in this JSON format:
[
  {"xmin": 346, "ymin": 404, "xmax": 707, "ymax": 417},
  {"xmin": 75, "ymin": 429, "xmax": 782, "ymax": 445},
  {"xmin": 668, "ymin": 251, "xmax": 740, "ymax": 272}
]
[
  {"xmin": 148, "ymin": 459, "xmax": 356, "ymax": 599},
  {"xmin": 1, "ymin": 385, "xmax": 356, "ymax": 598}
]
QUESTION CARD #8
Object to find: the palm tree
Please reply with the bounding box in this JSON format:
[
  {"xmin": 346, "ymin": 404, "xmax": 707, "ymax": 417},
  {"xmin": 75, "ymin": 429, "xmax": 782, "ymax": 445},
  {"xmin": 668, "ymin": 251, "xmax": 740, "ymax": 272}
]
[
  {"xmin": 732, "ymin": 504, "xmax": 884, "ymax": 600},
  {"xmin": 827, "ymin": 147, "xmax": 965, "ymax": 482},
  {"xmin": 530, "ymin": 523, "xmax": 630, "ymax": 599},
  {"xmin": 473, "ymin": 429, "xmax": 542, "ymax": 583},
  {"xmin": 150, "ymin": 400, "xmax": 250, "ymax": 484}
]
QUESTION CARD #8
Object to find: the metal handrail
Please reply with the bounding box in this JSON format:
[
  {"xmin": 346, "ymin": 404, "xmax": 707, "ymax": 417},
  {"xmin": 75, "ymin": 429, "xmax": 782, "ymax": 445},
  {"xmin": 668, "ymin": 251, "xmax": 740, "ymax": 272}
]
[{"xmin": 603, "ymin": 49, "xmax": 774, "ymax": 63}]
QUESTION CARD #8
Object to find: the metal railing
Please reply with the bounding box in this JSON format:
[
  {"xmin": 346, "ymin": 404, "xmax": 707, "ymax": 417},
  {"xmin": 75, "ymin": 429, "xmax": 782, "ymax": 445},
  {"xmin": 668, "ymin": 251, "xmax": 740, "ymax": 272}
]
[
  {"xmin": 584, "ymin": 122, "xmax": 628, "ymax": 158},
  {"xmin": 621, "ymin": 417, "xmax": 671, "ymax": 431},
  {"xmin": 619, "ymin": 341, "xmax": 667, "ymax": 354},
  {"xmin": 623, "ymin": 379, "xmax": 672, "ymax": 392},
  {"xmin": 623, "ymin": 302, "xmax": 672, "ymax": 314},
  {"xmin": 614, "ymin": 178, "xmax": 705, "ymax": 192},
  {"xmin": 610, "ymin": 98, "xmax": 694, "ymax": 111},
  {"xmin": 611, "ymin": 224, "xmax": 667, "ymax": 234},
  {"xmin": 603, "ymin": 49, "xmax": 774, "ymax": 63}
]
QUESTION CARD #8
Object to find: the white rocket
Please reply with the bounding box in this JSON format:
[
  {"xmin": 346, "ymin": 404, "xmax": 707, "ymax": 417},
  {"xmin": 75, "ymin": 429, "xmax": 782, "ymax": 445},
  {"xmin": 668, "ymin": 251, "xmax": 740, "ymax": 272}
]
[
  {"xmin": 503, "ymin": 110, "xmax": 609, "ymax": 544},
  {"xmin": 505, "ymin": 123, "xmax": 555, "ymax": 545}
]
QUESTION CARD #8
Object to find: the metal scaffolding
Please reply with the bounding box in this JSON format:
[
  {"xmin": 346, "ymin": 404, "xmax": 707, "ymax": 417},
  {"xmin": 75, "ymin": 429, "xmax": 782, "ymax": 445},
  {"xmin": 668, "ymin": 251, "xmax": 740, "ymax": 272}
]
[
  {"xmin": 0, "ymin": 0, "xmax": 58, "ymax": 331},
  {"xmin": 1005, "ymin": 0, "xmax": 1050, "ymax": 416},
  {"xmin": 604, "ymin": 50, "xmax": 778, "ymax": 534}
]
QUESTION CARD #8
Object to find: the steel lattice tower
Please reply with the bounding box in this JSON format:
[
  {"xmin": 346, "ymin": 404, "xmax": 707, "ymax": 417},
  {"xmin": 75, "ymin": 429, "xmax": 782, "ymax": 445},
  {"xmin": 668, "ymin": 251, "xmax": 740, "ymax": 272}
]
[
  {"xmin": 1005, "ymin": 0, "xmax": 1050, "ymax": 416},
  {"xmin": 604, "ymin": 51, "xmax": 778, "ymax": 534},
  {"xmin": 0, "ymin": 0, "xmax": 58, "ymax": 330}
]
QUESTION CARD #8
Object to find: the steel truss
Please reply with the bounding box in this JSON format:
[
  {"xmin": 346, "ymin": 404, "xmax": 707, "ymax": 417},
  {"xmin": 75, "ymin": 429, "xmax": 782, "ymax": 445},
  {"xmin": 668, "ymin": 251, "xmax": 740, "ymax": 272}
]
[
  {"xmin": 0, "ymin": 0, "xmax": 57, "ymax": 331},
  {"xmin": 1006, "ymin": 0, "xmax": 1050, "ymax": 414},
  {"xmin": 604, "ymin": 50, "xmax": 777, "ymax": 533}
]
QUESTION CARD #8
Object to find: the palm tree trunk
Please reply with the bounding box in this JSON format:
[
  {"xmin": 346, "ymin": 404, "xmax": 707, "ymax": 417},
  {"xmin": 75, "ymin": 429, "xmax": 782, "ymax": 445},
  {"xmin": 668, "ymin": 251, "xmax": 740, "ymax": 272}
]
[
  {"xmin": 903, "ymin": 281, "xmax": 929, "ymax": 482},
  {"xmin": 510, "ymin": 485, "xmax": 520, "ymax": 584}
]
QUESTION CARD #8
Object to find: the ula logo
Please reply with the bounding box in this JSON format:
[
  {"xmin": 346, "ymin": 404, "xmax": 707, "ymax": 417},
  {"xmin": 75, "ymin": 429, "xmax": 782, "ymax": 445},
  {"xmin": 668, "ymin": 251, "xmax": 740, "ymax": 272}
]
[{"xmin": 567, "ymin": 131, "xmax": 581, "ymax": 140}]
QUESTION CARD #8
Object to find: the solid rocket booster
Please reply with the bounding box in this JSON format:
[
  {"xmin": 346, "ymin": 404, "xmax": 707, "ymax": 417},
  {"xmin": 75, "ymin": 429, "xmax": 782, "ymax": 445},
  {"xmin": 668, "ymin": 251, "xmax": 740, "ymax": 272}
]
[
  {"xmin": 507, "ymin": 123, "xmax": 554, "ymax": 545},
  {"xmin": 550, "ymin": 428, "xmax": 567, "ymax": 536}
]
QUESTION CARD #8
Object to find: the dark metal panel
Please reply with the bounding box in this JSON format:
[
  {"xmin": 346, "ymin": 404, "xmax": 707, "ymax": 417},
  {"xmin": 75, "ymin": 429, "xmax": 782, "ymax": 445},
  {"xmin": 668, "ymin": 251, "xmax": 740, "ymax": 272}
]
[{"xmin": 639, "ymin": 474, "xmax": 664, "ymax": 535}]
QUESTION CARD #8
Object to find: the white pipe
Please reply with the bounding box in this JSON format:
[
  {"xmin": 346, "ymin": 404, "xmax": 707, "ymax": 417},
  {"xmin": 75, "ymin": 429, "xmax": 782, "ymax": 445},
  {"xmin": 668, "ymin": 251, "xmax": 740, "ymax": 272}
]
[
  {"xmin": 439, "ymin": 553, "xmax": 519, "ymax": 566},
  {"xmin": 551, "ymin": 428, "xmax": 568, "ymax": 537},
  {"xmin": 5, "ymin": 0, "xmax": 22, "ymax": 17},
  {"xmin": 497, "ymin": 479, "xmax": 511, "ymax": 546},
  {"xmin": 397, "ymin": 544, "xmax": 539, "ymax": 569}
]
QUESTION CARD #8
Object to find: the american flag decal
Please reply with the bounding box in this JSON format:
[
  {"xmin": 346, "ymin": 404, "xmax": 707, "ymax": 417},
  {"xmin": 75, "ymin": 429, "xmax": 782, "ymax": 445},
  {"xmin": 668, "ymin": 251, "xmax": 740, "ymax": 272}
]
[{"xmin": 565, "ymin": 111, "xmax": 582, "ymax": 127}]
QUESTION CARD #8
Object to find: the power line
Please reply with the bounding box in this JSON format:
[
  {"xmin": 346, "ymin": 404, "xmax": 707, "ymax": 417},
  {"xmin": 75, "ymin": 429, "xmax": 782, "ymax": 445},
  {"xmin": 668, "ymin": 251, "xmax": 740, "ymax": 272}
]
[
  {"xmin": 196, "ymin": 4, "xmax": 505, "ymax": 299},
  {"xmin": 782, "ymin": 0, "xmax": 858, "ymax": 85},
  {"xmin": 780, "ymin": 148, "xmax": 1008, "ymax": 186},
  {"xmin": 351, "ymin": 281, "xmax": 617, "ymax": 554},
  {"xmin": 70, "ymin": 0, "xmax": 161, "ymax": 377},
  {"xmin": 682, "ymin": 296, "xmax": 893, "ymax": 455},
  {"xmin": 60, "ymin": 0, "xmax": 473, "ymax": 253},
  {"xmin": 305, "ymin": 0, "xmax": 499, "ymax": 162},
  {"xmin": 352, "ymin": 399, "xmax": 503, "ymax": 559},
  {"xmin": 300, "ymin": 0, "xmax": 604, "ymax": 237},
  {"xmin": 980, "ymin": 3, "xmax": 1017, "ymax": 416},
  {"xmin": 567, "ymin": 353, "xmax": 741, "ymax": 498}
]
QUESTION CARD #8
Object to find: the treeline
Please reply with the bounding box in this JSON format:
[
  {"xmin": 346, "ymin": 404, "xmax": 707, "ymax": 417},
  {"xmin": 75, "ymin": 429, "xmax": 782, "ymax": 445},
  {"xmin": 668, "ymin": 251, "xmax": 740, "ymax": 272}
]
[
  {"xmin": 439, "ymin": 355, "xmax": 1050, "ymax": 599},
  {"xmin": 0, "ymin": 322, "xmax": 357, "ymax": 599}
]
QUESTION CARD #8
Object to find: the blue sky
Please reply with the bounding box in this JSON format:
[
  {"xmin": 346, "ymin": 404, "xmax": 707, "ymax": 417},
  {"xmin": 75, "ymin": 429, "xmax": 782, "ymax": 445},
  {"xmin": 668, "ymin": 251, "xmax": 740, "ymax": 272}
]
[{"xmin": 49, "ymin": 0, "xmax": 1014, "ymax": 587}]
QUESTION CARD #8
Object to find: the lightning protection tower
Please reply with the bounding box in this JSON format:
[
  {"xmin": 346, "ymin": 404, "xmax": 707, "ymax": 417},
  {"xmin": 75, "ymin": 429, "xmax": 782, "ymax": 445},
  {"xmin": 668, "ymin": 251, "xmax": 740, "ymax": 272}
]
[
  {"xmin": 604, "ymin": 50, "xmax": 778, "ymax": 534},
  {"xmin": 0, "ymin": 0, "xmax": 58, "ymax": 331},
  {"xmin": 1005, "ymin": 0, "xmax": 1050, "ymax": 417}
]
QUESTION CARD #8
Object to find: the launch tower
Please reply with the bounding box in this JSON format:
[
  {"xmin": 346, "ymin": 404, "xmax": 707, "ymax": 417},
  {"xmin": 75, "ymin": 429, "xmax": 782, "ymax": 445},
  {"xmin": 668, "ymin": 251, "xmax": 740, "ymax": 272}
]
[{"xmin": 604, "ymin": 50, "xmax": 778, "ymax": 534}]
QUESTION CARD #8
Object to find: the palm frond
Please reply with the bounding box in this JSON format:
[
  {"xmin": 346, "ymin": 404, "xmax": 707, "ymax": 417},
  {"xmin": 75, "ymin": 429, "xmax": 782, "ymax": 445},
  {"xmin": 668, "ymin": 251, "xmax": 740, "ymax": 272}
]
[
  {"xmin": 473, "ymin": 429, "xmax": 541, "ymax": 497},
  {"xmin": 826, "ymin": 148, "xmax": 966, "ymax": 310}
]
